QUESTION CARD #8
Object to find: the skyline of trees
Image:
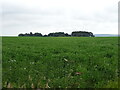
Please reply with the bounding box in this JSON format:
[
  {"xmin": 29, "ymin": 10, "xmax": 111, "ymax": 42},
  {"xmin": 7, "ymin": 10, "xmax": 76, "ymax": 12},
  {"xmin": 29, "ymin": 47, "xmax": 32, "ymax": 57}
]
[{"xmin": 18, "ymin": 31, "xmax": 95, "ymax": 37}]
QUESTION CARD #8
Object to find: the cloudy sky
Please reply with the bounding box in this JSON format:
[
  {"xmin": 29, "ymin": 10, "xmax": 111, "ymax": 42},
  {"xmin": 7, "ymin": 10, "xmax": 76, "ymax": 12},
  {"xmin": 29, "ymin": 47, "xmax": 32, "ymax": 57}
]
[{"xmin": 1, "ymin": 0, "xmax": 119, "ymax": 36}]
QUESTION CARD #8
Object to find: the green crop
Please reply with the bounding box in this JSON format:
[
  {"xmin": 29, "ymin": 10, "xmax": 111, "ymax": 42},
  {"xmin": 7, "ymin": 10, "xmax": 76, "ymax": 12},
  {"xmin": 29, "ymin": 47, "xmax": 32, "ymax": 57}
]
[{"xmin": 2, "ymin": 37, "xmax": 118, "ymax": 88}]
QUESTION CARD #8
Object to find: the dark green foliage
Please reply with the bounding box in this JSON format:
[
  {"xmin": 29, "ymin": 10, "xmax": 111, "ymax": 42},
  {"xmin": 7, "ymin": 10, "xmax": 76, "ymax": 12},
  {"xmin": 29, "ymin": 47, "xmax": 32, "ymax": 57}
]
[
  {"xmin": 18, "ymin": 32, "xmax": 42, "ymax": 37},
  {"xmin": 48, "ymin": 32, "xmax": 70, "ymax": 37},
  {"xmin": 2, "ymin": 37, "xmax": 118, "ymax": 88},
  {"xmin": 71, "ymin": 31, "xmax": 94, "ymax": 37}
]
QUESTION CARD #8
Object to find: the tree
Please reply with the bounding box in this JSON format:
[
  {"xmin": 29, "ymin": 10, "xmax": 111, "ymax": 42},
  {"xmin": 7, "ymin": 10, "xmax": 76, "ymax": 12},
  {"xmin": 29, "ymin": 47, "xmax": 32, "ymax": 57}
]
[
  {"xmin": 18, "ymin": 33, "xmax": 24, "ymax": 36},
  {"xmin": 34, "ymin": 33, "xmax": 42, "ymax": 36}
]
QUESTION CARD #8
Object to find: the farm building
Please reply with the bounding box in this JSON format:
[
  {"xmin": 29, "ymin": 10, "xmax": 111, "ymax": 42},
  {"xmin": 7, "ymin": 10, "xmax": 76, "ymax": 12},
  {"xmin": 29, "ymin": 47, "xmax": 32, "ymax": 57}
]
[{"xmin": 71, "ymin": 31, "xmax": 95, "ymax": 37}]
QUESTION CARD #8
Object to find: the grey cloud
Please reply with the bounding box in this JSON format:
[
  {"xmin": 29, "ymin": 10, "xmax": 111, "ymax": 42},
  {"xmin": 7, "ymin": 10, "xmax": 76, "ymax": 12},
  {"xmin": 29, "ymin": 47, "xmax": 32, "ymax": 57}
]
[
  {"xmin": 2, "ymin": 2, "xmax": 65, "ymax": 16},
  {"xmin": 94, "ymin": 7, "xmax": 117, "ymax": 23},
  {"xmin": 2, "ymin": 1, "xmax": 118, "ymax": 36},
  {"xmin": 2, "ymin": 2, "xmax": 68, "ymax": 30},
  {"xmin": 72, "ymin": 6, "xmax": 117, "ymax": 23}
]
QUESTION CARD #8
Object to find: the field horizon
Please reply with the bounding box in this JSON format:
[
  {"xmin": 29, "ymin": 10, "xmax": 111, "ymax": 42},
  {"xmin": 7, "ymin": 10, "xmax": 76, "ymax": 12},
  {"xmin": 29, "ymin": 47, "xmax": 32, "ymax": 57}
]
[{"xmin": 1, "ymin": 33, "xmax": 119, "ymax": 37}]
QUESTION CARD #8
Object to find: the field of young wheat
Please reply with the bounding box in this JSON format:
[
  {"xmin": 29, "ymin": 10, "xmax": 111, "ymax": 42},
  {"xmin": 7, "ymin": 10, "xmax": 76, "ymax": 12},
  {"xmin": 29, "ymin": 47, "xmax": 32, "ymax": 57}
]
[{"xmin": 2, "ymin": 37, "xmax": 118, "ymax": 88}]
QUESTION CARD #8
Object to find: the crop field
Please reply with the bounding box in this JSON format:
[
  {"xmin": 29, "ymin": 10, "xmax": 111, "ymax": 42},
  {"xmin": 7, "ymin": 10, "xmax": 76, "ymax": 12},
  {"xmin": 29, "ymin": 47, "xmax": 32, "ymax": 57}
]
[{"xmin": 2, "ymin": 37, "xmax": 119, "ymax": 88}]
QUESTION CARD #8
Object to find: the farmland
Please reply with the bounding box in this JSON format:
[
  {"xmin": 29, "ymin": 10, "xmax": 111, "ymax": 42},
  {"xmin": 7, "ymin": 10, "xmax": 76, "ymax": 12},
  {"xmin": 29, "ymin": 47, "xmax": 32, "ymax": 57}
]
[{"xmin": 2, "ymin": 37, "xmax": 118, "ymax": 88}]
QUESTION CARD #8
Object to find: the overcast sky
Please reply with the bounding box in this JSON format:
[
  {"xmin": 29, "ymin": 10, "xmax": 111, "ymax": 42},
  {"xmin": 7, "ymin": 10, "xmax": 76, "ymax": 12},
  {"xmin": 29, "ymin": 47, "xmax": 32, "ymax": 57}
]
[{"xmin": 1, "ymin": 0, "xmax": 119, "ymax": 36}]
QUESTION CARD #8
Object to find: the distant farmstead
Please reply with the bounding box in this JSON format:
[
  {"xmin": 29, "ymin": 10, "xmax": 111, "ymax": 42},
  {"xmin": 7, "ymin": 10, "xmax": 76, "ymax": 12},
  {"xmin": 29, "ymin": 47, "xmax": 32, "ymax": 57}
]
[{"xmin": 71, "ymin": 31, "xmax": 95, "ymax": 37}]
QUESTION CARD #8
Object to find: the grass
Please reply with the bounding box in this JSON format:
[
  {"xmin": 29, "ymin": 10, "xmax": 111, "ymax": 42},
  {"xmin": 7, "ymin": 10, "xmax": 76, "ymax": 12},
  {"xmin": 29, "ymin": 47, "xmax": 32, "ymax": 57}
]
[{"xmin": 2, "ymin": 37, "xmax": 119, "ymax": 88}]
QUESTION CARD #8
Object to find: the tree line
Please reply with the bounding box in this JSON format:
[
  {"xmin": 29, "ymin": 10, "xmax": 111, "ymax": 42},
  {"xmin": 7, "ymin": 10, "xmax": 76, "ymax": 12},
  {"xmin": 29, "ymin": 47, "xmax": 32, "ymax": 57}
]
[{"xmin": 18, "ymin": 31, "xmax": 95, "ymax": 37}]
